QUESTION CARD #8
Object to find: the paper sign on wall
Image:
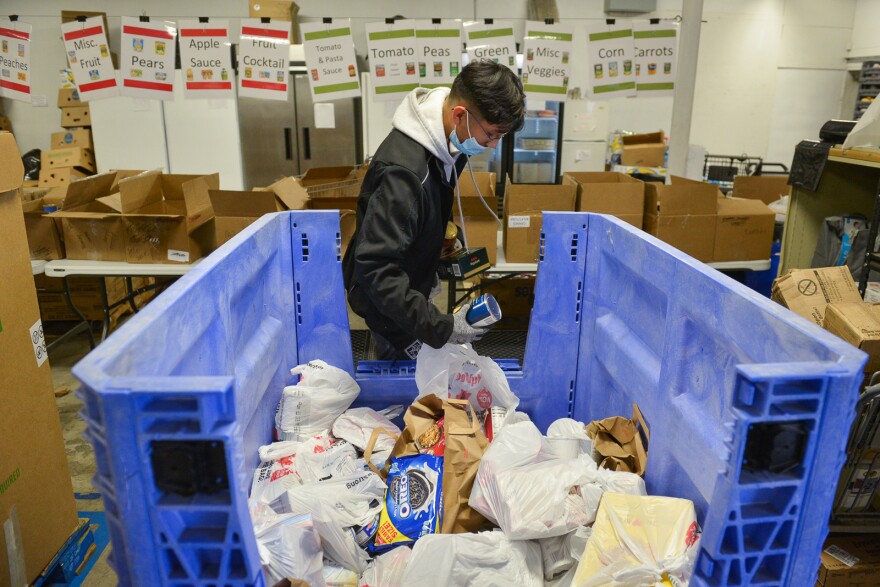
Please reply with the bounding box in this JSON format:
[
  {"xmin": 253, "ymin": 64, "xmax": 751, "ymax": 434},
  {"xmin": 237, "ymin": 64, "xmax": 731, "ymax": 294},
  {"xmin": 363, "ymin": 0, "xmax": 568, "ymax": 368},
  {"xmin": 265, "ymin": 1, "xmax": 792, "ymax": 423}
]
[
  {"xmin": 365, "ymin": 20, "xmax": 419, "ymax": 102},
  {"xmin": 634, "ymin": 22, "xmax": 677, "ymax": 96},
  {"xmin": 61, "ymin": 16, "xmax": 118, "ymax": 100},
  {"xmin": 301, "ymin": 19, "xmax": 361, "ymax": 102},
  {"xmin": 522, "ymin": 21, "xmax": 573, "ymax": 102},
  {"xmin": 178, "ymin": 19, "xmax": 234, "ymax": 99},
  {"xmin": 121, "ymin": 17, "xmax": 177, "ymax": 100},
  {"xmin": 415, "ymin": 20, "xmax": 462, "ymax": 89},
  {"xmin": 587, "ymin": 21, "xmax": 636, "ymax": 99},
  {"xmin": 0, "ymin": 19, "xmax": 32, "ymax": 102},
  {"xmin": 238, "ymin": 19, "xmax": 290, "ymax": 101},
  {"xmin": 464, "ymin": 21, "xmax": 517, "ymax": 72}
]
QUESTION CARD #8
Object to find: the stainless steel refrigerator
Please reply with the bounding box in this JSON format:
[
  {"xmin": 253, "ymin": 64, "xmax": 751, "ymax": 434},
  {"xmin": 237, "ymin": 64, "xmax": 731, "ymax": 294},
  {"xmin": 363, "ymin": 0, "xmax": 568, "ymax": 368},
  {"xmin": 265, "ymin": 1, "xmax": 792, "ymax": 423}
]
[{"xmin": 237, "ymin": 65, "xmax": 363, "ymax": 189}]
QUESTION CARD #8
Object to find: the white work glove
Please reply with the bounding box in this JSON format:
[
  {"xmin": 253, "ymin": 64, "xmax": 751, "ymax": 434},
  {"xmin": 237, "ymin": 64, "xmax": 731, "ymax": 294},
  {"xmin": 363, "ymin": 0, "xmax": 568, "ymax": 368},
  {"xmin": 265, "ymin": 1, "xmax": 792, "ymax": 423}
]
[
  {"xmin": 448, "ymin": 301, "xmax": 490, "ymax": 344},
  {"xmin": 429, "ymin": 273, "xmax": 442, "ymax": 301}
]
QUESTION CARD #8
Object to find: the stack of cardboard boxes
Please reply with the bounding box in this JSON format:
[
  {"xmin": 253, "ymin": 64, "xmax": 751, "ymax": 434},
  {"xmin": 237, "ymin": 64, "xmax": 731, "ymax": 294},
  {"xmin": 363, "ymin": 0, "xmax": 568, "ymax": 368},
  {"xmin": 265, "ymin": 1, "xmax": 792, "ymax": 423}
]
[{"xmin": 41, "ymin": 88, "xmax": 94, "ymax": 189}]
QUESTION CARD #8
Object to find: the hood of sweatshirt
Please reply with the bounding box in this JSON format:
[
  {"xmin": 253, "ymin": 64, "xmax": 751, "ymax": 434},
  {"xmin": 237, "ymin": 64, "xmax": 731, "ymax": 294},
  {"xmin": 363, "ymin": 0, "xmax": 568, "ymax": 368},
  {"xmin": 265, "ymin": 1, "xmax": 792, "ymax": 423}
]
[{"xmin": 392, "ymin": 87, "xmax": 460, "ymax": 181}]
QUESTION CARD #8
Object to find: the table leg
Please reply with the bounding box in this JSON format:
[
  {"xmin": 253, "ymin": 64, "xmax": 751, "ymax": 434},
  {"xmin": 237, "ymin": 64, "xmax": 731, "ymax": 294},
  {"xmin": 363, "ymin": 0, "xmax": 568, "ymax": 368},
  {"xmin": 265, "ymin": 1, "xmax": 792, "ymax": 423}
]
[
  {"xmin": 47, "ymin": 275, "xmax": 96, "ymax": 352},
  {"xmin": 99, "ymin": 277, "xmax": 111, "ymax": 342},
  {"xmin": 125, "ymin": 277, "xmax": 139, "ymax": 314},
  {"xmin": 446, "ymin": 276, "xmax": 457, "ymax": 314}
]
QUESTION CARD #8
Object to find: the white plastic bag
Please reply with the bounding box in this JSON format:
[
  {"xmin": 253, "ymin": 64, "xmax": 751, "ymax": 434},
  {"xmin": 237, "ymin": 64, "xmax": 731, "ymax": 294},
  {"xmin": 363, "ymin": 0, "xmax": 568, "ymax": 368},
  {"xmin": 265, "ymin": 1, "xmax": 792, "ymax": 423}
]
[
  {"xmin": 415, "ymin": 344, "xmax": 519, "ymax": 428},
  {"xmin": 332, "ymin": 407, "xmax": 401, "ymax": 452},
  {"xmin": 253, "ymin": 510, "xmax": 324, "ymax": 587},
  {"xmin": 323, "ymin": 563, "xmax": 360, "ymax": 586},
  {"xmin": 271, "ymin": 471, "xmax": 386, "ymax": 574},
  {"xmin": 471, "ymin": 422, "xmax": 600, "ymax": 539},
  {"xmin": 358, "ymin": 546, "xmax": 412, "ymax": 587},
  {"xmin": 295, "ymin": 434, "xmax": 361, "ymax": 484},
  {"xmin": 276, "ymin": 360, "xmax": 360, "ymax": 441},
  {"xmin": 540, "ymin": 526, "xmax": 593, "ymax": 582},
  {"xmin": 251, "ymin": 443, "xmax": 302, "ymax": 505},
  {"xmin": 547, "ymin": 418, "xmax": 592, "ymax": 456},
  {"xmin": 401, "ymin": 531, "xmax": 543, "ymax": 587}
]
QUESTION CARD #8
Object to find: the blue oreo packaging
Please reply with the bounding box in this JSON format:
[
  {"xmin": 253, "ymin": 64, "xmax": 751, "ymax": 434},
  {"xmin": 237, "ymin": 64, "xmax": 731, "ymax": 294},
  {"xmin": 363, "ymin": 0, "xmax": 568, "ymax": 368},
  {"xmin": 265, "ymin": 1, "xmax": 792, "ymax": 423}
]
[{"xmin": 371, "ymin": 454, "xmax": 443, "ymax": 552}]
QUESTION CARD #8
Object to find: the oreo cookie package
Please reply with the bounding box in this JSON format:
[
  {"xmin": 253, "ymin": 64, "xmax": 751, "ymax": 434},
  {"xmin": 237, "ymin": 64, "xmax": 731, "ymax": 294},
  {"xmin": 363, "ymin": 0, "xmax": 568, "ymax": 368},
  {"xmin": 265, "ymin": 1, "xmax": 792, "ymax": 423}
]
[{"xmin": 372, "ymin": 454, "xmax": 443, "ymax": 552}]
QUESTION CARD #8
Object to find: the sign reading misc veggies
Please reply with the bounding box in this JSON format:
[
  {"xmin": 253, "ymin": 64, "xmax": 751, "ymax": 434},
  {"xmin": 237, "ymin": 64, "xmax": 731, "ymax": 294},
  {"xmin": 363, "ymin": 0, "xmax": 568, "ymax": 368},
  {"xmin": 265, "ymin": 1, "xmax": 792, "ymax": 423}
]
[
  {"xmin": 587, "ymin": 21, "xmax": 636, "ymax": 99},
  {"xmin": 178, "ymin": 20, "xmax": 234, "ymax": 99},
  {"xmin": 61, "ymin": 16, "xmax": 118, "ymax": 100},
  {"xmin": 301, "ymin": 20, "xmax": 361, "ymax": 102},
  {"xmin": 238, "ymin": 19, "xmax": 290, "ymax": 101},
  {"xmin": 365, "ymin": 20, "xmax": 419, "ymax": 102},
  {"xmin": 521, "ymin": 22, "xmax": 574, "ymax": 102},
  {"xmin": 120, "ymin": 17, "xmax": 177, "ymax": 100},
  {"xmin": 634, "ymin": 22, "xmax": 678, "ymax": 96},
  {"xmin": 464, "ymin": 21, "xmax": 517, "ymax": 73},
  {"xmin": 0, "ymin": 19, "xmax": 32, "ymax": 102},
  {"xmin": 414, "ymin": 20, "xmax": 463, "ymax": 89}
]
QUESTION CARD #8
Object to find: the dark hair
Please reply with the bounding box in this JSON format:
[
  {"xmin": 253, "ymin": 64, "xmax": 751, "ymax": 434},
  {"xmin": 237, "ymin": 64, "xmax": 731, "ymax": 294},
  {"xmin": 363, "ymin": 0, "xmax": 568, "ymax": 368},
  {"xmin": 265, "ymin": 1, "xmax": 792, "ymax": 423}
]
[{"xmin": 450, "ymin": 60, "xmax": 525, "ymax": 133}]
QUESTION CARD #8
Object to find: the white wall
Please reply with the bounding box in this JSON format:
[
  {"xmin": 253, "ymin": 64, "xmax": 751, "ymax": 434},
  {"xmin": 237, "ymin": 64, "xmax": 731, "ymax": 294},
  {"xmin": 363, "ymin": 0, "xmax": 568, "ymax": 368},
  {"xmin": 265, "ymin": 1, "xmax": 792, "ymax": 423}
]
[{"xmin": 0, "ymin": 0, "xmax": 860, "ymax": 170}]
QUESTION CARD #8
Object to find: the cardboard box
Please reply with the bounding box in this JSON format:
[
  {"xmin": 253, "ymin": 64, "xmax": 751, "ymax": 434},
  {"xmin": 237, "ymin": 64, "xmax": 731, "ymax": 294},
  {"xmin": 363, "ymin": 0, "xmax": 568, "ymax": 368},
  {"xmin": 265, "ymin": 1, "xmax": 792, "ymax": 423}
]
[
  {"xmin": 562, "ymin": 171, "xmax": 645, "ymax": 229},
  {"xmin": 61, "ymin": 105, "xmax": 90, "ymax": 128},
  {"xmin": 0, "ymin": 114, "xmax": 10, "ymax": 133},
  {"xmin": 478, "ymin": 274, "xmax": 535, "ymax": 330},
  {"xmin": 109, "ymin": 171, "xmax": 218, "ymax": 264},
  {"xmin": 453, "ymin": 171, "xmax": 499, "ymax": 265},
  {"xmin": 0, "ymin": 131, "xmax": 79, "ymax": 586},
  {"xmin": 209, "ymin": 189, "xmax": 285, "ymax": 247},
  {"xmin": 823, "ymin": 302, "xmax": 880, "ymax": 373},
  {"xmin": 714, "ymin": 196, "xmax": 775, "ymax": 262},
  {"xmin": 34, "ymin": 275, "xmax": 156, "ymax": 323},
  {"xmin": 48, "ymin": 172, "xmax": 125, "ymax": 261},
  {"xmin": 41, "ymin": 147, "xmax": 96, "ymax": 174},
  {"xmin": 249, "ymin": 1, "xmax": 300, "ymax": 41},
  {"xmin": 503, "ymin": 178, "xmax": 576, "ymax": 263},
  {"xmin": 20, "ymin": 198, "xmax": 65, "ymax": 260},
  {"xmin": 57, "ymin": 87, "xmax": 81, "ymax": 108},
  {"xmin": 817, "ymin": 534, "xmax": 880, "ymax": 586},
  {"xmin": 732, "ymin": 175, "xmax": 790, "ymax": 205},
  {"xmin": 643, "ymin": 177, "xmax": 718, "ymax": 262},
  {"xmin": 39, "ymin": 167, "xmax": 88, "ymax": 188},
  {"xmin": 771, "ymin": 266, "xmax": 862, "ymax": 326},
  {"xmin": 51, "ymin": 129, "xmax": 92, "ymax": 150},
  {"xmin": 621, "ymin": 131, "xmax": 665, "ymax": 167}
]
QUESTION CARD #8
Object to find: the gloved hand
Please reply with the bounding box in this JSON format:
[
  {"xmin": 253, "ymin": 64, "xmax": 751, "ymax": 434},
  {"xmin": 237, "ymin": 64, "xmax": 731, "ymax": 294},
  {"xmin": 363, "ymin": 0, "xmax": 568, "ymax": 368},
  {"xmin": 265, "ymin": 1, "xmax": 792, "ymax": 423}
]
[
  {"xmin": 448, "ymin": 301, "xmax": 490, "ymax": 345},
  {"xmin": 429, "ymin": 273, "xmax": 442, "ymax": 302}
]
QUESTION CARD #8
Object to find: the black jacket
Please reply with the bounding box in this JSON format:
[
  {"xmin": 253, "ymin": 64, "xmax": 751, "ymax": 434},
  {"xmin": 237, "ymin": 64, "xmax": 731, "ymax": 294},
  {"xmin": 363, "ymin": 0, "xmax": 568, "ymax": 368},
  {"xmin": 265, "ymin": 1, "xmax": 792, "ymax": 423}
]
[{"xmin": 343, "ymin": 129, "xmax": 468, "ymax": 351}]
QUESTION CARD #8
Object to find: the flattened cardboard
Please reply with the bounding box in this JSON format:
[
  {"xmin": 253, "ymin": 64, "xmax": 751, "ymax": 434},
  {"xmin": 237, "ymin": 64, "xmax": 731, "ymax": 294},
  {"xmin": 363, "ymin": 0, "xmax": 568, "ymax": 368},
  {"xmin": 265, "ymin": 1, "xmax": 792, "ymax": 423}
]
[
  {"xmin": 823, "ymin": 302, "xmax": 880, "ymax": 373},
  {"xmin": 454, "ymin": 171, "xmax": 499, "ymax": 264},
  {"xmin": 621, "ymin": 131, "xmax": 665, "ymax": 167},
  {"xmin": 503, "ymin": 178, "xmax": 576, "ymax": 264},
  {"xmin": 41, "ymin": 146, "xmax": 96, "ymax": 174},
  {"xmin": 714, "ymin": 196, "xmax": 775, "ymax": 262},
  {"xmin": 732, "ymin": 175, "xmax": 790, "ymax": 205},
  {"xmin": 772, "ymin": 266, "xmax": 862, "ymax": 326},
  {"xmin": 563, "ymin": 171, "xmax": 645, "ymax": 229},
  {"xmin": 817, "ymin": 534, "xmax": 880, "ymax": 586},
  {"xmin": 60, "ymin": 105, "xmax": 91, "ymax": 128},
  {"xmin": 0, "ymin": 132, "xmax": 78, "ymax": 585}
]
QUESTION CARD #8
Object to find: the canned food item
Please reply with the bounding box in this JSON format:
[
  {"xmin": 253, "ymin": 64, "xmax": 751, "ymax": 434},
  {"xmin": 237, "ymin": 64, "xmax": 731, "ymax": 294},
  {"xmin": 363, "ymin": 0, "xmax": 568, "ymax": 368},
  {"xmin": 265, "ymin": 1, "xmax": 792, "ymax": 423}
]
[
  {"xmin": 635, "ymin": 63, "xmax": 641, "ymax": 76},
  {"xmin": 594, "ymin": 63, "xmax": 603, "ymax": 79},
  {"xmin": 466, "ymin": 294, "xmax": 502, "ymax": 328},
  {"xmin": 648, "ymin": 63, "xmax": 657, "ymax": 75},
  {"xmin": 348, "ymin": 64, "xmax": 356, "ymax": 77},
  {"xmin": 562, "ymin": 51, "xmax": 569, "ymax": 64},
  {"xmin": 623, "ymin": 60, "xmax": 632, "ymax": 75},
  {"xmin": 354, "ymin": 513, "xmax": 380, "ymax": 546},
  {"xmin": 609, "ymin": 61, "xmax": 618, "ymax": 77},
  {"xmin": 433, "ymin": 62, "xmax": 442, "ymax": 76},
  {"xmin": 311, "ymin": 68, "xmax": 319, "ymax": 81},
  {"xmin": 406, "ymin": 62, "xmax": 416, "ymax": 75},
  {"xmin": 155, "ymin": 41, "xmax": 166, "ymax": 55},
  {"xmin": 419, "ymin": 62, "xmax": 426, "ymax": 77},
  {"xmin": 376, "ymin": 64, "xmax": 385, "ymax": 77},
  {"xmin": 527, "ymin": 48, "xmax": 534, "ymax": 61},
  {"xmin": 663, "ymin": 62, "xmax": 672, "ymax": 74},
  {"xmin": 450, "ymin": 61, "xmax": 459, "ymax": 76}
]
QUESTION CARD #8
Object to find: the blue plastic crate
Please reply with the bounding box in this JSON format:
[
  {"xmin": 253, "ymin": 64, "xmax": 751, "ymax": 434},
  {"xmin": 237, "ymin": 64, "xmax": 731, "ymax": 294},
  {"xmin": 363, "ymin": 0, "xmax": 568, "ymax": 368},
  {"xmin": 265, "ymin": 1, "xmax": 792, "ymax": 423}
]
[{"xmin": 74, "ymin": 211, "xmax": 865, "ymax": 587}]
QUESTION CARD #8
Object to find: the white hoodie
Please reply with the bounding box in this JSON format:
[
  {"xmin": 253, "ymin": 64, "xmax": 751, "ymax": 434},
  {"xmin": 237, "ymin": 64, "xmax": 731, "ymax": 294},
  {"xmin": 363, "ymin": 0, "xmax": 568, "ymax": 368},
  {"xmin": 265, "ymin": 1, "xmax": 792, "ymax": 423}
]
[{"xmin": 391, "ymin": 87, "xmax": 461, "ymax": 182}]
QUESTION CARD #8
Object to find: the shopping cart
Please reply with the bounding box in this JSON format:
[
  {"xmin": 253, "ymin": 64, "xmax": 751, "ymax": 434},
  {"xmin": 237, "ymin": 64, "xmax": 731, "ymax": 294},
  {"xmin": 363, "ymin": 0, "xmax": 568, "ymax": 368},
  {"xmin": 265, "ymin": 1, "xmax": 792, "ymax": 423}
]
[
  {"xmin": 702, "ymin": 154, "xmax": 789, "ymax": 192},
  {"xmin": 830, "ymin": 374, "xmax": 880, "ymax": 531}
]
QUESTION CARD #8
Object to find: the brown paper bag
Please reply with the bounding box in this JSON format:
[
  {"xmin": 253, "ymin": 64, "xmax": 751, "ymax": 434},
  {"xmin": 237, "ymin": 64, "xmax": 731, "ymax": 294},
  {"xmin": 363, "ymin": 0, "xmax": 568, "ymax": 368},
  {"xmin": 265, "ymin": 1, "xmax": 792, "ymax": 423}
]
[
  {"xmin": 380, "ymin": 395, "xmax": 490, "ymax": 533},
  {"xmin": 586, "ymin": 403, "xmax": 650, "ymax": 476}
]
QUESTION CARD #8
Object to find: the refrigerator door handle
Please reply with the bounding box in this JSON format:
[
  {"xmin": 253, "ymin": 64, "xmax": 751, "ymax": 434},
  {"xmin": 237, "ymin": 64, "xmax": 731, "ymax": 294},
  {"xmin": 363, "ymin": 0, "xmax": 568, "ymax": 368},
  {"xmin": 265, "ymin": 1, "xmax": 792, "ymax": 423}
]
[
  {"xmin": 303, "ymin": 127, "xmax": 311, "ymax": 160},
  {"xmin": 284, "ymin": 128, "xmax": 293, "ymax": 160}
]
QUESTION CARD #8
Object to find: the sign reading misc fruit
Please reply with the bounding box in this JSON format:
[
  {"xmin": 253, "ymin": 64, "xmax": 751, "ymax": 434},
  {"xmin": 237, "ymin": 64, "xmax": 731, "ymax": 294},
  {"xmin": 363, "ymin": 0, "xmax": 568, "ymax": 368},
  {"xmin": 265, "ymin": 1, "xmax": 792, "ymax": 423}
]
[
  {"xmin": 61, "ymin": 16, "xmax": 118, "ymax": 101},
  {"xmin": 0, "ymin": 18, "xmax": 32, "ymax": 102},
  {"xmin": 178, "ymin": 19, "xmax": 234, "ymax": 99},
  {"xmin": 120, "ymin": 17, "xmax": 177, "ymax": 100},
  {"xmin": 238, "ymin": 19, "xmax": 290, "ymax": 101},
  {"xmin": 301, "ymin": 19, "xmax": 361, "ymax": 102}
]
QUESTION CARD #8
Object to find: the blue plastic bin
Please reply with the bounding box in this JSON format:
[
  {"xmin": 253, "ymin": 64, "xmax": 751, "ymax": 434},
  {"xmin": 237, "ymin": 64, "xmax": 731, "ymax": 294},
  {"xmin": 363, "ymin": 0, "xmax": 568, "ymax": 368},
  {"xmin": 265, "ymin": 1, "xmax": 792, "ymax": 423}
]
[{"xmin": 74, "ymin": 211, "xmax": 865, "ymax": 587}]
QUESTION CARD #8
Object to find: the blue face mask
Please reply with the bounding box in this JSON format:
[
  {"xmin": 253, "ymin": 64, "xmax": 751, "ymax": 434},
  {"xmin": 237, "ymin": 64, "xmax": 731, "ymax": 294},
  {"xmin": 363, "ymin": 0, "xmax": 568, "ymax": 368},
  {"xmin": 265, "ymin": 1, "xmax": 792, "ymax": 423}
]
[{"xmin": 449, "ymin": 110, "xmax": 487, "ymax": 156}]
